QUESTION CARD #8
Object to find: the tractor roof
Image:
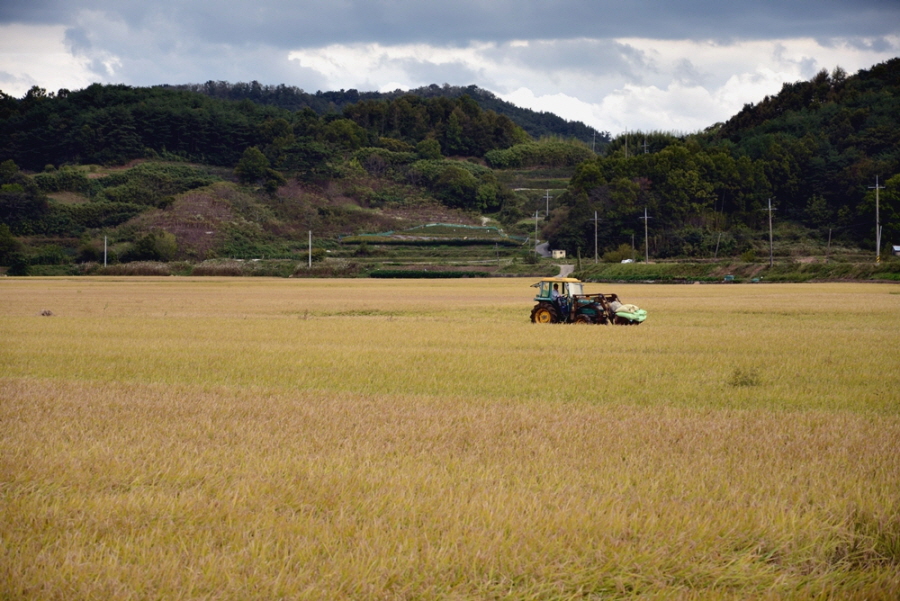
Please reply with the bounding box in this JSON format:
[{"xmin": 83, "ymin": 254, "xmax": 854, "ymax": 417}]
[{"xmin": 531, "ymin": 277, "xmax": 582, "ymax": 287}]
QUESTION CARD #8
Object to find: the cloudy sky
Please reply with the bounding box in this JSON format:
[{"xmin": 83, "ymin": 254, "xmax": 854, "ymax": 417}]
[{"xmin": 1, "ymin": 1, "xmax": 898, "ymax": 135}]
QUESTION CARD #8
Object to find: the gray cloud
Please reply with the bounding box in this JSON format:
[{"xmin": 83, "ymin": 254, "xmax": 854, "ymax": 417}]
[
  {"xmin": 2, "ymin": 0, "xmax": 898, "ymax": 132},
  {"xmin": 484, "ymin": 39, "xmax": 652, "ymax": 81},
  {"xmin": 842, "ymin": 36, "xmax": 898, "ymax": 53},
  {"xmin": 3, "ymin": 1, "xmax": 899, "ymax": 48},
  {"xmin": 395, "ymin": 58, "xmax": 484, "ymax": 90},
  {"xmin": 0, "ymin": 70, "xmax": 36, "ymax": 91},
  {"xmin": 672, "ymin": 59, "xmax": 709, "ymax": 88},
  {"xmin": 5, "ymin": 1, "xmax": 898, "ymax": 94},
  {"xmin": 63, "ymin": 26, "xmax": 91, "ymax": 53}
]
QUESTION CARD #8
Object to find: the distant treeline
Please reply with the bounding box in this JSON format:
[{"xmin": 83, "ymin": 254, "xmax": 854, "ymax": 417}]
[
  {"xmin": 165, "ymin": 82, "xmax": 610, "ymax": 149},
  {"xmin": 0, "ymin": 84, "xmax": 532, "ymax": 170}
]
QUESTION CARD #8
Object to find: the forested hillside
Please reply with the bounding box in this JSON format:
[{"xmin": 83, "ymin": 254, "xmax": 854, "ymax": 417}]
[
  {"xmin": 1, "ymin": 58, "xmax": 899, "ymax": 277},
  {"xmin": 1, "ymin": 82, "xmax": 590, "ymax": 274},
  {"xmin": 0, "ymin": 84, "xmax": 530, "ymax": 170},
  {"xmin": 166, "ymin": 82, "xmax": 610, "ymax": 150},
  {"xmin": 544, "ymin": 58, "xmax": 900, "ymax": 260}
]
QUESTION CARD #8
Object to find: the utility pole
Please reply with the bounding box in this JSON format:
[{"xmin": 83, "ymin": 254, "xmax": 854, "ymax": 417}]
[
  {"xmin": 640, "ymin": 208, "xmax": 652, "ymax": 263},
  {"xmin": 308, "ymin": 230, "xmax": 312, "ymax": 268},
  {"xmin": 765, "ymin": 198, "xmax": 776, "ymax": 267},
  {"xmin": 103, "ymin": 236, "xmax": 107, "ymax": 267},
  {"xmin": 544, "ymin": 190, "xmax": 551, "ymax": 217},
  {"xmin": 534, "ymin": 211, "xmax": 539, "ymax": 253},
  {"xmin": 870, "ymin": 176, "xmax": 884, "ymax": 263},
  {"xmin": 593, "ymin": 211, "xmax": 599, "ymax": 263}
]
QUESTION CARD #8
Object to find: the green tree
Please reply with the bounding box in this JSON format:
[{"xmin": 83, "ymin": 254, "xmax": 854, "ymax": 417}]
[
  {"xmin": 0, "ymin": 223, "xmax": 22, "ymax": 265},
  {"xmin": 263, "ymin": 168, "xmax": 287, "ymax": 194},
  {"xmin": 126, "ymin": 230, "xmax": 178, "ymax": 262},
  {"xmin": 0, "ymin": 160, "xmax": 19, "ymax": 183},
  {"xmin": 322, "ymin": 118, "xmax": 369, "ymax": 150},
  {"xmin": 0, "ymin": 171, "xmax": 49, "ymax": 235},
  {"xmin": 547, "ymin": 193, "xmax": 594, "ymax": 256},
  {"xmin": 435, "ymin": 166, "xmax": 478, "ymax": 209},
  {"xmin": 234, "ymin": 146, "xmax": 270, "ymax": 183},
  {"xmin": 280, "ymin": 140, "xmax": 335, "ymax": 182},
  {"xmin": 804, "ymin": 194, "xmax": 832, "ymax": 228},
  {"xmin": 569, "ymin": 160, "xmax": 605, "ymax": 195},
  {"xmin": 442, "ymin": 111, "xmax": 465, "ymax": 155},
  {"xmin": 416, "ymin": 138, "xmax": 442, "ymax": 160},
  {"xmin": 859, "ymin": 173, "xmax": 900, "ymax": 254}
]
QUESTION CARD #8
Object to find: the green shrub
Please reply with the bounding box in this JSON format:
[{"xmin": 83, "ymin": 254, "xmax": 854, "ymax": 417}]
[
  {"xmin": 602, "ymin": 243, "xmax": 636, "ymax": 263},
  {"xmin": 0, "ymin": 223, "xmax": 22, "ymax": 265},
  {"xmin": 64, "ymin": 202, "xmax": 147, "ymax": 229},
  {"xmin": 33, "ymin": 168, "xmax": 94, "ymax": 194},
  {"xmin": 6, "ymin": 252, "xmax": 30, "ymax": 275},
  {"xmin": 98, "ymin": 262, "xmax": 172, "ymax": 276},
  {"xmin": 98, "ymin": 163, "xmax": 218, "ymax": 206},
  {"xmin": 28, "ymin": 244, "xmax": 71, "ymax": 266},
  {"xmin": 122, "ymin": 230, "xmax": 177, "ymax": 262},
  {"xmin": 379, "ymin": 137, "xmax": 415, "ymax": 153},
  {"xmin": 484, "ymin": 139, "xmax": 593, "ymax": 169},
  {"xmin": 416, "ymin": 139, "xmax": 442, "ymax": 160}
]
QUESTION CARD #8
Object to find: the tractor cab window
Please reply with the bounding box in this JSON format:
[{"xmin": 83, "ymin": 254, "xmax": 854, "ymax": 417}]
[{"xmin": 534, "ymin": 281, "xmax": 582, "ymax": 299}]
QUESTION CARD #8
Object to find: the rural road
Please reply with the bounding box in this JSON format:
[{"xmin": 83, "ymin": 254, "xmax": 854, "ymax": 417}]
[
  {"xmin": 557, "ymin": 264, "xmax": 575, "ymax": 277},
  {"xmin": 535, "ymin": 242, "xmax": 574, "ymax": 277}
]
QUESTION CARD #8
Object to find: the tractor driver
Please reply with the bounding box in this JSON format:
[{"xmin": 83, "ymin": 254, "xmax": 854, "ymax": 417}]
[{"xmin": 551, "ymin": 283, "xmax": 569, "ymax": 319}]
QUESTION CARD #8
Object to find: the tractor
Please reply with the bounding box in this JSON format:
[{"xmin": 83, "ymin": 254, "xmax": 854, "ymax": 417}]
[{"xmin": 529, "ymin": 277, "xmax": 647, "ymax": 325}]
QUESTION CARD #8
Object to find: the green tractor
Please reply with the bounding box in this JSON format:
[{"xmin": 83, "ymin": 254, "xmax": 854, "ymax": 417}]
[{"xmin": 529, "ymin": 277, "xmax": 647, "ymax": 325}]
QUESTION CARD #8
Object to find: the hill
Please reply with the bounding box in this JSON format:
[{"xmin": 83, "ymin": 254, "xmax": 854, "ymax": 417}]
[
  {"xmin": 1, "ymin": 59, "xmax": 899, "ymax": 278},
  {"xmin": 0, "ymin": 82, "xmax": 583, "ymax": 275},
  {"xmin": 543, "ymin": 58, "xmax": 900, "ymax": 263},
  {"xmin": 164, "ymin": 82, "xmax": 611, "ymax": 150}
]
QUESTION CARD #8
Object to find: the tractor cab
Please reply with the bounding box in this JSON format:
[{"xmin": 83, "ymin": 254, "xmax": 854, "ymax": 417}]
[
  {"xmin": 531, "ymin": 278, "xmax": 582, "ymax": 302},
  {"xmin": 530, "ymin": 277, "xmax": 582, "ymax": 323}
]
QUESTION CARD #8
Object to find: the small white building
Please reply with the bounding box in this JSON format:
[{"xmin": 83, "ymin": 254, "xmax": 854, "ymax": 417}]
[
  {"xmin": 551, "ymin": 250, "xmax": 566, "ymax": 259},
  {"xmin": 892, "ymin": 245, "xmax": 900, "ymax": 257}
]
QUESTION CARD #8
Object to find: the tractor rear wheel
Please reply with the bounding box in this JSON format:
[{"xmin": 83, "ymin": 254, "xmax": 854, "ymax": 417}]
[
  {"xmin": 531, "ymin": 304, "xmax": 559, "ymax": 324},
  {"xmin": 574, "ymin": 314, "xmax": 593, "ymax": 324}
]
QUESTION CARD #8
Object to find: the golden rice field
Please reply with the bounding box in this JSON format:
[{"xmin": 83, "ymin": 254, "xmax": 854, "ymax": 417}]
[{"xmin": 1, "ymin": 277, "xmax": 899, "ymax": 600}]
